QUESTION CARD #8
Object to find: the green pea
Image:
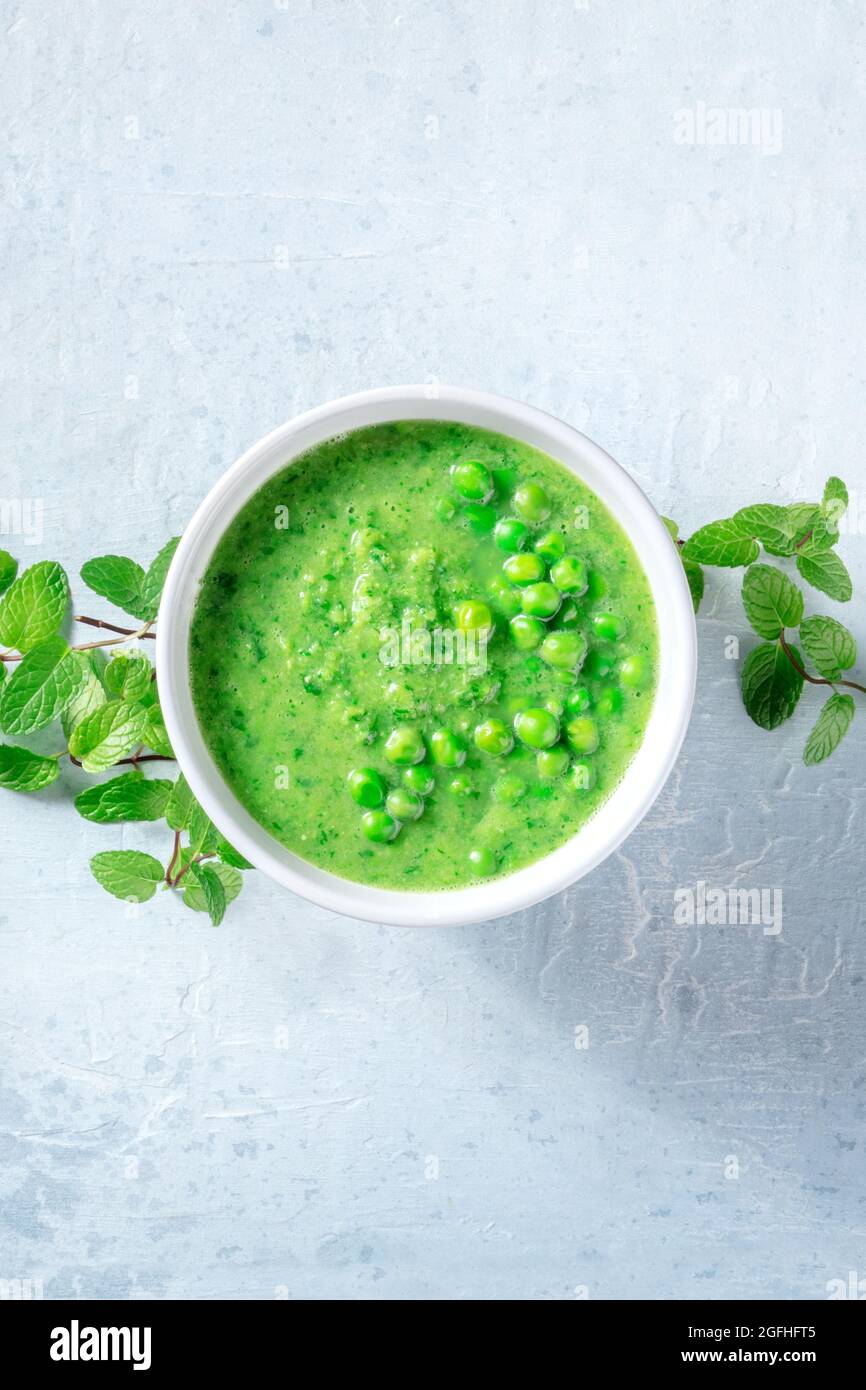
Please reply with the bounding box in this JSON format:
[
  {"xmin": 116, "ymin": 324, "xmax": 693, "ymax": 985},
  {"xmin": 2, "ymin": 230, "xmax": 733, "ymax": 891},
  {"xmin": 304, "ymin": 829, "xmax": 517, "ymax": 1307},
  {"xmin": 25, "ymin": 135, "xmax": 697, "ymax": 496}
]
[
  {"xmin": 620, "ymin": 653, "xmax": 648, "ymax": 688},
  {"xmin": 454, "ymin": 599, "xmax": 494, "ymax": 634},
  {"xmin": 509, "ymin": 613, "xmax": 546, "ymax": 651},
  {"xmin": 558, "ymin": 599, "xmax": 581, "ymax": 627},
  {"xmin": 384, "ymin": 725, "xmax": 426, "ymax": 765},
  {"xmin": 435, "ymin": 496, "xmax": 456, "ymax": 523},
  {"xmin": 564, "ymin": 685, "xmax": 592, "ymax": 717},
  {"xmin": 570, "ymin": 758, "xmax": 597, "ymax": 791},
  {"xmin": 450, "ymin": 459, "xmax": 493, "ymax": 502},
  {"xmin": 468, "ymin": 846, "xmax": 498, "ymax": 877},
  {"xmin": 487, "ymin": 575, "xmax": 522, "ymax": 619},
  {"xmin": 448, "ymin": 773, "xmax": 474, "ymax": 796},
  {"xmin": 513, "ymin": 481, "xmax": 551, "ymax": 523},
  {"xmin": 586, "ymin": 569, "xmax": 607, "ymax": 600},
  {"xmin": 474, "ymin": 718, "xmax": 514, "ymax": 756},
  {"xmin": 346, "ymin": 767, "xmax": 387, "ymax": 808},
  {"xmin": 595, "ymin": 685, "xmax": 624, "ymax": 716},
  {"xmin": 403, "ymin": 764, "xmax": 435, "ymax": 796},
  {"xmin": 514, "ymin": 706, "xmax": 560, "ymax": 750},
  {"xmin": 592, "ymin": 612, "xmax": 626, "ymax": 642},
  {"xmin": 565, "ymin": 715, "xmax": 599, "ymax": 754},
  {"xmin": 545, "ymin": 697, "xmax": 564, "ymax": 717},
  {"xmin": 521, "ymin": 582, "xmax": 562, "ymax": 620},
  {"xmin": 430, "ymin": 727, "xmax": 466, "ymax": 767},
  {"xmin": 494, "ymin": 517, "xmax": 529, "ymax": 553},
  {"xmin": 492, "ymin": 465, "xmax": 517, "ymax": 496},
  {"xmin": 492, "ymin": 772, "xmax": 526, "ymax": 805},
  {"xmin": 463, "ymin": 502, "xmax": 496, "ymax": 535},
  {"xmin": 550, "ymin": 556, "xmax": 588, "ymax": 595},
  {"xmin": 536, "ymin": 746, "xmax": 570, "ymax": 779},
  {"xmin": 584, "ymin": 648, "xmax": 615, "ymax": 680},
  {"xmin": 386, "ymin": 787, "xmax": 424, "ymax": 821},
  {"xmin": 503, "ymin": 552, "xmax": 545, "ymax": 586},
  {"xmin": 534, "ymin": 530, "xmax": 566, "ymax": 563},
  {"xmin": 540, "ymin": 630, "xmax": 587, "ymax": 672},
  {"xmin": 360, "ymin": 809, "xmax": 400, "ymax": 842}
]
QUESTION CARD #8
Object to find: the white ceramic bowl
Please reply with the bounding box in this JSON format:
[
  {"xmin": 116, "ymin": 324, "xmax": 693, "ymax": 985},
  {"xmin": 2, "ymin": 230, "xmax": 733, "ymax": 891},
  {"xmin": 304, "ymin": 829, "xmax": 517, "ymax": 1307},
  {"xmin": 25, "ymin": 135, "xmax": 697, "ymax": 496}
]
[{"xmin": 157, "ymin": 386, "xmax": 696, "ymax": 927}]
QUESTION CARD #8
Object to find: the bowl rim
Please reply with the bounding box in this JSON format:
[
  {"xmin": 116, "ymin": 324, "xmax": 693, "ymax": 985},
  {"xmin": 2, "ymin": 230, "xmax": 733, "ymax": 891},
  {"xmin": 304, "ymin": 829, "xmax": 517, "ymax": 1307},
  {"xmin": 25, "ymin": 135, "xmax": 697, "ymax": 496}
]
[{"xmin": 157, "ymin": 385, "xmax": 696, "ymax": 927}]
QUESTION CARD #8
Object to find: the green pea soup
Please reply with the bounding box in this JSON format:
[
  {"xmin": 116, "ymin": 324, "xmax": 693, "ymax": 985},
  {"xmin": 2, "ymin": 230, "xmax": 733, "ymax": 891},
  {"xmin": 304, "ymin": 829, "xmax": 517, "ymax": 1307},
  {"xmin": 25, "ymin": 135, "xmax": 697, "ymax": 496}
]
[{"xmin": 189, "ymin": 421, "xmax": 658, "ymax": 890}]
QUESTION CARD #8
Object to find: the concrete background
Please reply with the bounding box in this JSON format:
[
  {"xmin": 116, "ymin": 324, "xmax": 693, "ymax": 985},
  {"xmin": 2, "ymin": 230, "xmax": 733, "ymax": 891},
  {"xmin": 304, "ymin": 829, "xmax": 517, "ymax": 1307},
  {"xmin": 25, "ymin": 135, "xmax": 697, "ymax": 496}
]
[{"xmin": 1, "ymin": 0, "xmax": 864, "ymax": 1300}]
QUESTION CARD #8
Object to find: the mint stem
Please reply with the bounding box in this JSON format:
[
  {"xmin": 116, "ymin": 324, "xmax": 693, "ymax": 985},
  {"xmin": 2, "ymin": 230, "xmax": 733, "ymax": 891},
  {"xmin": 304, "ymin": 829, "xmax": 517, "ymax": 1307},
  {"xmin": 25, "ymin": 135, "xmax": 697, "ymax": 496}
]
[
  {"xmin": 171, "ymin": 851, "xmax": 217, "ymax": 889},
  {"xmin": 75, "ymin": 615, "xmax": 156, "ymax": 640},
  {"xmin": 165, "ymin": 830, "xmax": 181, "ymax": 884},
  {"xmin": 779, "ymin": 634, "xmax": 866, "ymax": 696},
  {"xmin": 68, "ymin": 752, "xmax": 174, "ymax": 768}
]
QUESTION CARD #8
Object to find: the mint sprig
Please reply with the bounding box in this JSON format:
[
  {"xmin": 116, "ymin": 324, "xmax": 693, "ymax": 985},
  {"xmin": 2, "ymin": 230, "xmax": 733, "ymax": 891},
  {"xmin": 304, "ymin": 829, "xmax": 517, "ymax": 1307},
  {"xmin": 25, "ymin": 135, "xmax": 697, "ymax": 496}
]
[
  {"xmin": 669, "ymin": 474, "xmax": 863, "ymax": 765},
  {"xmin": 0, "ymin": 538, "xmax": 252, "ymax": 926}
]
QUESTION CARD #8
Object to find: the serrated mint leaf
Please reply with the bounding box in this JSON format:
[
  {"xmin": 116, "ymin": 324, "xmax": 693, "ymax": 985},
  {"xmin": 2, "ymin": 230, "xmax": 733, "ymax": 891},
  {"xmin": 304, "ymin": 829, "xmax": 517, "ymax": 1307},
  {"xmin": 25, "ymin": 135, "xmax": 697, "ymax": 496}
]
[
  {"xmin": 165, "ymin": 772, "xmax": 196, "ymax": 830},
  {"xmin": 80, "ymin": 555, "xmax": 149, "ymax": 620},
  {"xmin": 0, "ymin": 549, "xmax": 18, "ymax": 596},
  {"xmin": 796, "ymin": 549, "xmax": 852, "ymax": 602},
  {"xmin": 803, "ymin": 693, "xmax": 855, "ymax": 766},
  {"xmin": 184, "ymin": 861, "xmax": 239, "ymax": 923},
  {"xmin": 0, "ymin": 744, "xmax": 60, "ymax": 791},
  {"xmin": 682, "ymin": 559, "xmax": 703, "ymax": 614},
  {"xmin": 740, "ymin": 641, "xmax": 804, "ymax": 730},
  {"xmin": 741, "ymin": 564, "xmax": 804, "ymax": 639},
  {"xmin": 75, "ymin": 771, "xmax": 173, "ymax": 824},
  {"xmin": 798, "ymin": 615, "xmax": 857, "ymax": 679},
  {"xmin": 68, "ymin": 699, "xmax": 148, "ymax": 772},
  {"xmin": 797, "ymin": 515, "xmax": 839, "ymax": 554},
  {"xmin": 0, "ymin": 636, "xmax": 86, "ymax": 735},
  {"xmin": 187, "ymin": 801, "xmax": 213, "ymax": 857},
  {"xmin": 90, "ymin": 849, "xmax": 164, "ymax": 902},
  {"xmin": 61, "ymin": 651, "xmax": 107, "ymax": 738},
  {"xmin": 0, "ymin": 560, "xmax": 69, "ymax": 652},
  {"xmin": 138, "ymin": 537, "xmax": 181, "ymax": 621},
  {"xmin": 215, "ymin": 835, "xmax": 254, "ymax": 871},
  {"xmin": 732, "ymin": 504, "xmax": 794, "ymax": 549},
  {"xmin": 682, "ymin": 520, "xmax": 759, "ymax": 568},
  {"xmin": 142, "ymin": 703, "xmax": 173, "ymax": 757},
  {"xmin": 104, "ymin": 653, "xmax": 152, "ymax": 702},
  {"xmin": 185, "ymin": 862, "xmax": 227, "ymax": 926},
  {"xmin": 821, "ymin": 476, "xmax": 848, "ymax": 528}
]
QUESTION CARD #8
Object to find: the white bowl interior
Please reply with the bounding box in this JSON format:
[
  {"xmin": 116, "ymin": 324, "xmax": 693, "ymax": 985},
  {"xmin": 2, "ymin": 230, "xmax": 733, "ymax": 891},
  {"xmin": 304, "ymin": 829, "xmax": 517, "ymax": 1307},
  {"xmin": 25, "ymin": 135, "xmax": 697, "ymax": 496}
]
[{"xmin": 157, "ymin": 387, "xmax": 696, "ymax": 926}]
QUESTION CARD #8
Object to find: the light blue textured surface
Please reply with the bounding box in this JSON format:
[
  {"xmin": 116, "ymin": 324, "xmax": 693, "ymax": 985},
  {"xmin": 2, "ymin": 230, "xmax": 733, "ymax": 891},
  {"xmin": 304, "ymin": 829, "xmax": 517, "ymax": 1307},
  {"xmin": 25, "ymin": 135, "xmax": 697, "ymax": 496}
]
[{"xmin": 2, "ymin": 0, "xmax": 865, "ymax": 1301}]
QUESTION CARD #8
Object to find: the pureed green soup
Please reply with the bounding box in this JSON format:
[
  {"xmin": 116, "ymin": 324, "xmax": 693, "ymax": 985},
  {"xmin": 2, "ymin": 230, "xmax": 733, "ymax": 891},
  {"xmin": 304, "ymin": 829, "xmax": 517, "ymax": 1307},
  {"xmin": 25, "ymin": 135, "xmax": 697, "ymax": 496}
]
[{"xmin": 190, "ymin": 421, "xmax": 658, "ymax": 891}]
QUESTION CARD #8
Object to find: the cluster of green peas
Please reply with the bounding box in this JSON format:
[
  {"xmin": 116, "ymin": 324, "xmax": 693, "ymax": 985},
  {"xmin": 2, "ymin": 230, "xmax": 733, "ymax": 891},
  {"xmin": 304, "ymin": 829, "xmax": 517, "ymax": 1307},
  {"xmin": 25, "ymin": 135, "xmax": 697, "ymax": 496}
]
[{"xmin": 344, "ymin": 456, "xmax": 648, "ymax": 876}]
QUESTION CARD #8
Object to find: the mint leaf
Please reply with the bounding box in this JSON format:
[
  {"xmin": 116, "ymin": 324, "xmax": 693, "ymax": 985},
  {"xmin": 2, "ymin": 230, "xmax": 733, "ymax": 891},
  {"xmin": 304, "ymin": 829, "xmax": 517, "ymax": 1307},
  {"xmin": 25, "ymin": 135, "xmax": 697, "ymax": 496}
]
[
  {"xmin": 215, "ymin": 835, "xmax": 254, "ymax": 870},
  {"xmin": 68, "ymin": 700, "xmax": 148, "ymax": 772},
  {"xmin": 90, "ymin": 849, "xmax": 164, "ymax": 902},
  {"xmin": 798, "ymin": 615, "xmax": 857, "ymax": 679},
  {"xmin": 803, "ymin": 693, "xmax": 855, "ymax": 766},
  {"xmin": 104, "ymin": 653, "xmax": 152, "ymax": 702},
  {"xmin": 0, "ymin": 549, "xmax": 18, "ymax": 596},
  {"xmin": 661, "ymin": 516, "xmax": 679, "ymax": 541},
  {"xmin": 142, "ymin": 702, "xmax": 173, "ymax": 757},
  {"xmin": 683, "ymin": 559, "xmax": 704, "ymax": 614},
  {"xmin": 797, "ymin": 516, "xmax": 839, "ymax": 555},
  {"xmin": 165, "ymin": 772, "xmax": 196, "ymax": 830},
  {"xmin": 187, "ymin": 801, "xmax": 213, "ymax": 857},
  {"xmin": 138, "ymin": 537, "xmax": 180, "ymax": 621},
  {"xmin": 185, "ymin": 861, "xmax": 232, "ymax": 925},
  {"xmin": 740, "ymin": 641, "xmax": 804, "ymax": 730},
  {"xmin": 763, "ymin": 503, "xmax": 819, "ymax": 556},
  {"xmin": 682, "ymin": 520, "xmax": 759, "ymax": 568},
  {"xmin": 0, "ymin": 636, "xmax": 86, "ymax": 735},
  {"xmin": 0, "ymin": 744, "xmax": 60, "ymax": 792},
  {"xmin": 796, "ymin": 550, "xmax": 852, "ymax": 602},
  {"xmin": 741, "ymin": 564, "xmax": 804, "ymax": 639},
  {"xmin": 821, "ymin": 476, "xmax": 848, "ymax": 527},
  {"xmin": 0, "ymin": 560, "xmax": 69, "ymax": 652},
  {"xmin": 75, "ymin": 771, "xmax": 173, "ymax": 823},
  {"xmin": 61, "ymin": 651, "xmax": 107, "ymax": 738},
  {"xmin": 733, "ymin": 504, "xmax": 794, "ymax": 549},
  {"xmin": 80, "ymin": 555, "xmax": 148, "ymax": 620}
]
